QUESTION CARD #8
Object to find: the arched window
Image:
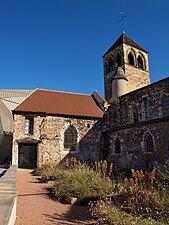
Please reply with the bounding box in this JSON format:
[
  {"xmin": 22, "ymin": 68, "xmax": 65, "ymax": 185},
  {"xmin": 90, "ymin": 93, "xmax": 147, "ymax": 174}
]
[
  {"xmin": 162, "ymin": 95, "xmax": 169, "ymax": 117},
  {"xmin": 108, "ymin": 58, "xmax": 113, "ymax": 72},
  {"xmin": 128, "ymin": 52, "xmax": 134, "ymax": 66},
  {"xmin": 115, "ymin": 137, "xmax": 121, "ymax": 154},
  {"xmin": 146, "ymin": 134, "xmax": 154, "ymax": 152},
  {"xmin": 116, "ymin": 54, "xmax": 121, "ymax": 67},
  {"xmin": 64, "ymin": 125, "xmax": 77, "ymax": 151},
  {"xmin": 137, "ymin": 55, "xmax": 144, "ymax": 70}
]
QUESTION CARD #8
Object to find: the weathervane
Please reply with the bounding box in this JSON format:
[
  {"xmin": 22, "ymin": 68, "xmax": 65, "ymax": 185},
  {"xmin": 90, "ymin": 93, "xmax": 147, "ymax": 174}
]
[{"xmin": 119, "ymin": 12, "xmax": 127, "ymax": 34}]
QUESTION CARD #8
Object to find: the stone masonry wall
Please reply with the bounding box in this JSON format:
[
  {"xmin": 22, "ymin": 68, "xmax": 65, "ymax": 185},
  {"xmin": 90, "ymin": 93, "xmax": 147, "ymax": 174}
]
[
  {"xmin": 123, "ymin": 43, "xmax": 150, "ymax": 92},
  {"xmin": 12, "ymin": 114, "xmax": 102, "ymax": 166},
  {"xmin": 105, "ymin": 77, "xmax": 169, "ymax": 128},
  {"xmin": 103, "ymin": 77, "xmax": 169, "ymax": 170},
  {"xmin": 106, "ymin": 120, "xmax": 169, "ymax": 171}
]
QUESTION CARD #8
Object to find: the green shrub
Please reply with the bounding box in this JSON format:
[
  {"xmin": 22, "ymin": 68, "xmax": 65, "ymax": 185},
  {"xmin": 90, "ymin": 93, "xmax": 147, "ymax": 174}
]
[
  {"xmin": 54, "ymin": 164, "xmax": 114, "ymax": 204},
  {"xmin": 156, "ymin": 169, "xmax": 169, "ymax": 190}
]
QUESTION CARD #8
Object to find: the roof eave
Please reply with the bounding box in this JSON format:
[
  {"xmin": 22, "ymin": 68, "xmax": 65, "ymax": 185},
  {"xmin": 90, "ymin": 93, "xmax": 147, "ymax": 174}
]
[
  {"xmin": 102, "ymin": 34, "xmax": 148, "ymax": 57},
  {"xmin": 12, "ymin": 110, "xmax": 104, "ymax": 119}
]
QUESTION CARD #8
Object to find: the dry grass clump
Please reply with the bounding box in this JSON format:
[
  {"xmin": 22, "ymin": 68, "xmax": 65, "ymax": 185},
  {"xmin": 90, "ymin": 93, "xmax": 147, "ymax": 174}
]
[
  {"xmin": 90, "ymin": 197, "xmax": 164, "ymax": 225},
  {"xmin": 33, "ymin": 163, "xmax": 64, "ymax": 182},
  {"xmin": 90, "ymin": 168, "xmax": 169, "ymax": 225}
]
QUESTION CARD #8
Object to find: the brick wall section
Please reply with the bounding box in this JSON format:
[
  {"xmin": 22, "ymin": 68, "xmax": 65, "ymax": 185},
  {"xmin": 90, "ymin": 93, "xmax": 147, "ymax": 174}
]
[{"xmin": 12, "ymin": 114, "xmax": 102, "ymax": 166}]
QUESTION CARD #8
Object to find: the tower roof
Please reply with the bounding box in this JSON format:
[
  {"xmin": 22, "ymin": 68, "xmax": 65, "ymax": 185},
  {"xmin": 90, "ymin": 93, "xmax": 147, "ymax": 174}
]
[{"xmin": 103, "ymin": 33, "xmax": 148, "ymax": 57}]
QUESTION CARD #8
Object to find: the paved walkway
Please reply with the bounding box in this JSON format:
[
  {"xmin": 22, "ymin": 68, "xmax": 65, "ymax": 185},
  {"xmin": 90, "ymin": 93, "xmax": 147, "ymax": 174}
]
[{"xmin": 15, "ymin": 169, "xmax": 95, "ymax": 225}]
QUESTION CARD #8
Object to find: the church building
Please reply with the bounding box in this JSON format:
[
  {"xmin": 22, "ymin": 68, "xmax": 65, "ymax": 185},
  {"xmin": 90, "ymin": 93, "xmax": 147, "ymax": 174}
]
[
  {"xmin": 102, "ymin": 33, "xmax": 169, "ymax": 170},
  {"xmin": 11, "ymin": 33, "xmax": 169, "ymax": 170}
]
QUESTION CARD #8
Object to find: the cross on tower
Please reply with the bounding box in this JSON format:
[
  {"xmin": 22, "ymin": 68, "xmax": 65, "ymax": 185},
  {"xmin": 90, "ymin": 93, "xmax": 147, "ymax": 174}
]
[{"xmin": 119, "ymin": 12, "xmax": 127, "ymax": 34}]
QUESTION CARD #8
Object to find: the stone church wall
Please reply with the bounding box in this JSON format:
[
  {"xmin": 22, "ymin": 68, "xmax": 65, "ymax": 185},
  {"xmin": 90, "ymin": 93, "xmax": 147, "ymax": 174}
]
[
  {"xmin": 103, "ymin": 77, "xmax": 169, "ymax": 170},
  {"xmin": 106, "ymin": 119, "xmax": 169, "ymax": 170},
  {"xmin": 120, "ymin": 77, "xmax": 169, "ymax": 125},
  {"xmin": 105, "ymin": 77, "xmax": 169, "ymax": 128},
  {"xmin": 12, "ymin": 114, "xmax": 102, "ymax": 166}
]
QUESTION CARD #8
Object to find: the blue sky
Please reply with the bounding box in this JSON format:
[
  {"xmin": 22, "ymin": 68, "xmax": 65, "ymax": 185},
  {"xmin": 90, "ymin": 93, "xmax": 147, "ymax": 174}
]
[{"xmin": 0, "ymin": 0, "xmax": 168, "ymax": 96}]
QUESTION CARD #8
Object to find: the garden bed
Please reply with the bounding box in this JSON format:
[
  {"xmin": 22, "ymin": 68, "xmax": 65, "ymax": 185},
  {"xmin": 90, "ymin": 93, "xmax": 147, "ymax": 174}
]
[{"xmin": 34, "ymin": 158, "xmax": 169, "ymax": 225}]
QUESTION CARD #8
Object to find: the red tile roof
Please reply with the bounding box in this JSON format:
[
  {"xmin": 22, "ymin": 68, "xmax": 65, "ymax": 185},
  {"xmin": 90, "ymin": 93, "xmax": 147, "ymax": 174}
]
[{"xmin": 13, "ymin": 89, "xmax": 104, "ymax": 118}]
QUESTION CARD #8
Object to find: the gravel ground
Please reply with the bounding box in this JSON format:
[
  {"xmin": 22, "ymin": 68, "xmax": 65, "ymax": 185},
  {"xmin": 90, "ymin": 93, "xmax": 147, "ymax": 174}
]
[{"xmin": 15, "ymin": 169, "xmax": 96, "ymax": 225}]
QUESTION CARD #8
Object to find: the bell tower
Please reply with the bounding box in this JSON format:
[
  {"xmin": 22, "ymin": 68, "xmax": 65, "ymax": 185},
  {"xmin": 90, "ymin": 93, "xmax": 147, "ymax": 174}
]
[{"xmin": 103, "ymin": 33, "xmax": 150, "ymax": 102}]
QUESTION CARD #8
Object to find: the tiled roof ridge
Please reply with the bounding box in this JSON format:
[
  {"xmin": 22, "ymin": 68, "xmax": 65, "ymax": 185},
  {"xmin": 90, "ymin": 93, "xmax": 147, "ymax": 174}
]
[{"xmin": 36, "ymin": 88, "xmax": 91, "ymax": 96}]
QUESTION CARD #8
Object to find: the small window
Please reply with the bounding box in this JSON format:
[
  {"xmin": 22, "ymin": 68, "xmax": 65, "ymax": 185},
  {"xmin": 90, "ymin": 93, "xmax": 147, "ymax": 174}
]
[
  {"xmin": 108, "ymin": 58, "xmax": 113, "ymax": 72},
  {"xmin": 141, "ymin": 97, "xmax": 149, "ymax": 120},
  {"xmin": 146, "ymin": 134, "xmax": 154, "ymax": 152},
  {"xmin": 115, "ymin": 137, "xmax": 121, "ymax": 154},
  {"xmin": 25, "ymin": 117, "xmax": 34, "ymax": 135},
  {"xmin": 116, "ymin": 54, "xmax": 121, "ymax": 66},
  {"xmin": 137, "ymin": 55, "xmax": 144, "ymax": 70},
  {"xmin": 162, "ymin": 95, "xmax": 169, "ymax": 117},
  {"xmin": 64, "ymin": 125, "xmax": 77, "ymax": 151},
  {"xmin": 128, "ymin": 52, "xmax": 134, "ymax": 66},
  {"xmin": 87, "ymin": 123, "xmax": 90, "ymax": 128},
  {"xmin": 133, "ymin": 111, "xmax": 139, "ymax": 123}
]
